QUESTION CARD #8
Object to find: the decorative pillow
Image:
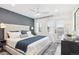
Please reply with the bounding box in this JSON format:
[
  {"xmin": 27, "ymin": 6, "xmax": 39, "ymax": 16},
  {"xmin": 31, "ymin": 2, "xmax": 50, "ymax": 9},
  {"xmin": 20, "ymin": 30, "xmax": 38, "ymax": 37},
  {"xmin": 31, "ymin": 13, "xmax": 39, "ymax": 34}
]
[
  {"xmin": 27, "ymin": 31, "xmax": 33, "ymax": 37},
  {"xmin": 21, "ymin": 30, "xmax": 27, "ymax": 34},
  {"xmin": 8, "ymin": 31, "xmax": 21, "ymax": 38}
]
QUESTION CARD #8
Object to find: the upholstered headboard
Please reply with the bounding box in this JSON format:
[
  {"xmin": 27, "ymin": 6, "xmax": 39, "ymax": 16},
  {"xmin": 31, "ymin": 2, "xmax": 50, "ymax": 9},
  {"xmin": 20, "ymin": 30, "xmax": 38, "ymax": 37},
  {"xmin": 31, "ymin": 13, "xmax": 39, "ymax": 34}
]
[{"xmin": 4, "ymin": 23, "xmax": 30, "ymax": 39}]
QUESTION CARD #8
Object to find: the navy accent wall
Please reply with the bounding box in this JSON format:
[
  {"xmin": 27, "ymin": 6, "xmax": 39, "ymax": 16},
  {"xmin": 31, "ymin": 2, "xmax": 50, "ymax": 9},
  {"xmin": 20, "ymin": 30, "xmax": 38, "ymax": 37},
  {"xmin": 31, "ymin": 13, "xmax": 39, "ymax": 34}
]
[{"xmin": 0, "ymin": 7, "xmax": 34, "ymax": 27}]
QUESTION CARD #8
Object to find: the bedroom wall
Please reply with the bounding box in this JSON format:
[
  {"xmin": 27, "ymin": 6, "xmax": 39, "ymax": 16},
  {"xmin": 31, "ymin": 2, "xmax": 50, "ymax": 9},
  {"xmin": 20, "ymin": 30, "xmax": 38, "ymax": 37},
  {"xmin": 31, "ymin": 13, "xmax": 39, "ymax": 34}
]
[
  {"xmin": 34, "ymin": 13, "xmax": 73, "ymax": 34},
  {"xmin": 34, "ymin": 13, "xmax": 74, "ymax": 42},
  {"xmin": 52, "ymin": 13, "xmax": 73, "ymax": 42},
  {"xmin": 52, "ymin": 13, "xmax": 74, "ymax": 33},
  {"xmin": 0, "ymin": 7, "xmax": 34, "ymax": 29}
]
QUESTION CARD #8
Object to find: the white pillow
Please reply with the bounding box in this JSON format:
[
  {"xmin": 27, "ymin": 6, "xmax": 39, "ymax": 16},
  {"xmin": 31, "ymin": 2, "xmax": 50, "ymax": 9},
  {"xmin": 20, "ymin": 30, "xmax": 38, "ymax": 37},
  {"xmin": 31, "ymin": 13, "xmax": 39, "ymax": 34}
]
[
  {"xmin": 8, "ymin": 31, "xmax": 21, "ymax": 38},
  {"xmin": 20, "ymin": 34, "xmax": 28, "ymax": 38},
  {"xmin": 27, "ymin": 31, "xmax": 33, "ymax": 37}
]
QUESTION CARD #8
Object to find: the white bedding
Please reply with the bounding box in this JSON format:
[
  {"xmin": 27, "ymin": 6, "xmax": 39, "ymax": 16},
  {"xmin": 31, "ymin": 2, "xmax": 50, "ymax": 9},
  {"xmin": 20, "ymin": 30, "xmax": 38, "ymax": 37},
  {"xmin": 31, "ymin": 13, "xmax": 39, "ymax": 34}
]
[
  {"xmin": 6, "ymin": 36, "xmax": 52, "ymax": 55},
  {"xmin": 6, "ymin": 37, "xmax": 29, "ymax": 48}
]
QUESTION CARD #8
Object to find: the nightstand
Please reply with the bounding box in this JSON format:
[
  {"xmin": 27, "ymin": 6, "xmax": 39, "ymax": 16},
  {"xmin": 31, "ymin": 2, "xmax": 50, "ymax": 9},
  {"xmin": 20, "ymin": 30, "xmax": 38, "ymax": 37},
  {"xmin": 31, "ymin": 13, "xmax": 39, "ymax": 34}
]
[
  {"xmin": 0, "ymin": 41, "xmax": 2, "ymax": 51},
  {"xmin": 0, "ymin": 28, "xmax": 5, "ymax": 51},
  {"xmin": 0, "ymin": 40, "xmax": 6, "ymax": 51}
]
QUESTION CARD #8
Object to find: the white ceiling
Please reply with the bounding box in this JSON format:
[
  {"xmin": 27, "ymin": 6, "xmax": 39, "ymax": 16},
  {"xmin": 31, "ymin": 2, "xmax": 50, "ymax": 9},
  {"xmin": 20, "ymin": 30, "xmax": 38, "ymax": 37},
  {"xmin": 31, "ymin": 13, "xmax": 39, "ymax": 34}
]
[{"xmin": 0, "ymin": 4, "xmax": 79, "ymax": 18}]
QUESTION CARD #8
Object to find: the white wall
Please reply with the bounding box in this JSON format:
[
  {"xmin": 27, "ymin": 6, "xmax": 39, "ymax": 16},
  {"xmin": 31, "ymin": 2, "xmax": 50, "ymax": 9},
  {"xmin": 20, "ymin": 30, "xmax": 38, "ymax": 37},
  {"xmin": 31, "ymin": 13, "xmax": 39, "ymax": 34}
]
[
  {"xmin": 52, "ymin": 13, "xmax": 74, "ymax": 42},
  {"xmin": 53, "ymin": 13, "xmax": 74, "ymax": 32},
  {"xmin": 34, "ymin": 12, "xmax": 74, "ymax": 42}
]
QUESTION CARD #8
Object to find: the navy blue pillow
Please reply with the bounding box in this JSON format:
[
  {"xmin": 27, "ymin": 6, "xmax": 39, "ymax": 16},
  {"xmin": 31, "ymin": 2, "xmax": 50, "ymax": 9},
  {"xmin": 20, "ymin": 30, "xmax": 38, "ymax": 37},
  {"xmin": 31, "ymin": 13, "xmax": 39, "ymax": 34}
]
[{"xmin": 21, "ymin": 30, "xmax": 27, "ymax": 34}]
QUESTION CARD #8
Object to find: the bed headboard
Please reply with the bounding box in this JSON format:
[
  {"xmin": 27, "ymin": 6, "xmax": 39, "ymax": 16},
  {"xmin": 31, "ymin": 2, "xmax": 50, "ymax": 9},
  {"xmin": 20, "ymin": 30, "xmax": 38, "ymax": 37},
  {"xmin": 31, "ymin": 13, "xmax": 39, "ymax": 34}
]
[{"xmin": 4, "ymin": 23, "xmax": 30, "ymax": 39}]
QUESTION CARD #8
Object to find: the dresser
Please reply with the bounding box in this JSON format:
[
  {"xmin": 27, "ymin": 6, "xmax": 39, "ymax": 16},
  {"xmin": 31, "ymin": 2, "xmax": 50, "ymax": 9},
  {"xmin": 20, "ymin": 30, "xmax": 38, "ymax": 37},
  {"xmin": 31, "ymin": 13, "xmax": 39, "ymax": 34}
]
[
  {"xmin": 0, "ymin": 28, "xmax": 4, "ymax": 41},
  {"xmin": 61, "ymin": 40, "xmax": 79, "ymax": 55}
]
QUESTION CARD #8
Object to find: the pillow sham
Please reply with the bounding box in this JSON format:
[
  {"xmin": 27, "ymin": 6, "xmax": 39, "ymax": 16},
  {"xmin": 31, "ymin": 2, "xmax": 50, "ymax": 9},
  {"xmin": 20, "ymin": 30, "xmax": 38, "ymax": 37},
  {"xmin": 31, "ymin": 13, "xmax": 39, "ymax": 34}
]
[
  {"xmin": 8, "ymin": 31, "xmax": 21, "ymax": 38},
  {"xmin": 27, "ymin": 31, "xmax": 33, "ymax": 37},
  {"xmin": 20, "ymin": 34, "xmax": 28, "ymax": 38}
]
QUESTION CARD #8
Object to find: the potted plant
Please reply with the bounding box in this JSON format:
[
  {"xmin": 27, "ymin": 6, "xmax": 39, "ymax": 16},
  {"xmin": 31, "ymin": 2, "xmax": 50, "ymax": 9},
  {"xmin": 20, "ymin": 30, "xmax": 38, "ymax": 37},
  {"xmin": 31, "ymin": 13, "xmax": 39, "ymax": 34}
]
[{"xmin": 65, "ymin": 31, "xmax": 76, "ymax": 41}]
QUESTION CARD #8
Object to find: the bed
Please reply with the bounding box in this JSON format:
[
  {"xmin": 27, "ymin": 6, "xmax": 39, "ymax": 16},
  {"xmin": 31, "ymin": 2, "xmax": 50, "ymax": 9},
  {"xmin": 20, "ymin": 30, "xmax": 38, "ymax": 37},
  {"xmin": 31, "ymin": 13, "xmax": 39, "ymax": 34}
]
[{"xmin": 4, "ymin": 24, "xmax": 52, "ymax": 55}]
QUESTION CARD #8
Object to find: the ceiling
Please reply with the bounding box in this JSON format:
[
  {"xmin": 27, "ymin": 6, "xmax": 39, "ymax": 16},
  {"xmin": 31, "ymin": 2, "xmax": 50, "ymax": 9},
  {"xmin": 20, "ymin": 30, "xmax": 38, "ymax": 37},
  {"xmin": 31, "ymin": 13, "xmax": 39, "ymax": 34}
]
[{"xmin": 0, "ymin": 4, "xmax": 79, "ymax": 18}]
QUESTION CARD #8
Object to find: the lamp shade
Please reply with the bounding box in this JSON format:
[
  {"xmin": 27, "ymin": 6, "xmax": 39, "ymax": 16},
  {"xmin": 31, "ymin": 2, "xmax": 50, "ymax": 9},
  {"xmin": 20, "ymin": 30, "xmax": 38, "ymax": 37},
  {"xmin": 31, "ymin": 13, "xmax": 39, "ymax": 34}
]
[{"xmin": 0, "ymin": 23, "xmax": 6, "ymax": 28}]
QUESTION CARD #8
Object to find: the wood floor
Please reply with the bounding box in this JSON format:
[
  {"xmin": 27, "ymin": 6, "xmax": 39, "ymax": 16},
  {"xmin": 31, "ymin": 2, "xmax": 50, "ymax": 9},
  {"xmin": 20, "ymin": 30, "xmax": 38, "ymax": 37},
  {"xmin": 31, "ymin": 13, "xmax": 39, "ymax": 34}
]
[{"xmin": 0, "ymin": 43, "xmax": 60, "ymax": 55}]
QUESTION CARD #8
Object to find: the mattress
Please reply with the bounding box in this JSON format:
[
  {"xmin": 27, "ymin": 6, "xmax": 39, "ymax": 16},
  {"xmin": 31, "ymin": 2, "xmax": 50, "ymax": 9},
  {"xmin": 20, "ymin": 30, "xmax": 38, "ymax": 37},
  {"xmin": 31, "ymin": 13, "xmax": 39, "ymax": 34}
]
[{"xmin": 6, "ymin": 36, "xmax": 52, "ymax": 55}]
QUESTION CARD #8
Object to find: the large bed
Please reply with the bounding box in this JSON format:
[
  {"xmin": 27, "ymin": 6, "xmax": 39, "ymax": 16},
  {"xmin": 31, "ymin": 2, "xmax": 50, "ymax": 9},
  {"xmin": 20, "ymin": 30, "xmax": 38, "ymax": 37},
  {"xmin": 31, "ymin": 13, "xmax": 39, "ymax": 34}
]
[{"xmin": 4, "ymin": 24, "xmax": 52, "ymax": 55}]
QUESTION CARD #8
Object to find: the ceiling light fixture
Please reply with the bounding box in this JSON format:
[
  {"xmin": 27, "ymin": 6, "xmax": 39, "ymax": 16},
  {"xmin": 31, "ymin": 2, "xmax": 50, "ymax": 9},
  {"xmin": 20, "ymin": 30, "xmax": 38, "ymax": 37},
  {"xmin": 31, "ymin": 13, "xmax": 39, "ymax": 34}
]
[
  {"xmin": 0, "ymin": 23, "xmax": 6, "ymax": 28},
  {"xmin": 36, "ymin": 13, "xmax": 40, "ymax": 16}
]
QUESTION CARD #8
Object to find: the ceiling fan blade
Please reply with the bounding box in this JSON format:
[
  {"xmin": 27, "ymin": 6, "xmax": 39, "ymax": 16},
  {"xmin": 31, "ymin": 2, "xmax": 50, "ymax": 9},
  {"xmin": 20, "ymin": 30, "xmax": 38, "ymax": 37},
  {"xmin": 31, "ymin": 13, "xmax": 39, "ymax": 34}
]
[
  {"xmin": 30, "ymin": 9, "xmax": 35, "ymax": 12},
  {"xmin": 40, "ymin": 11, "xmax": 50, "ymax": 14},
  {"xmin": 30, "ymin": 8, "xmax": 50, "ymax": 15}
]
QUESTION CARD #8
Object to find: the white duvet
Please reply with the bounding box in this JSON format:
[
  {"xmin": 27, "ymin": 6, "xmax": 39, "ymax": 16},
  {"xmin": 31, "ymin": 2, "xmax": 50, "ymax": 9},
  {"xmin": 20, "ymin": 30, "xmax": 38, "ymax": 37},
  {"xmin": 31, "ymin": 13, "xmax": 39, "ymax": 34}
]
[
  {"xmin": 7, "ymin": 37, "xmax": 29, "ymax": 48},
  {"xmin": 6, "ymin": 36, "xmax": 52, "ymax": 55}
]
